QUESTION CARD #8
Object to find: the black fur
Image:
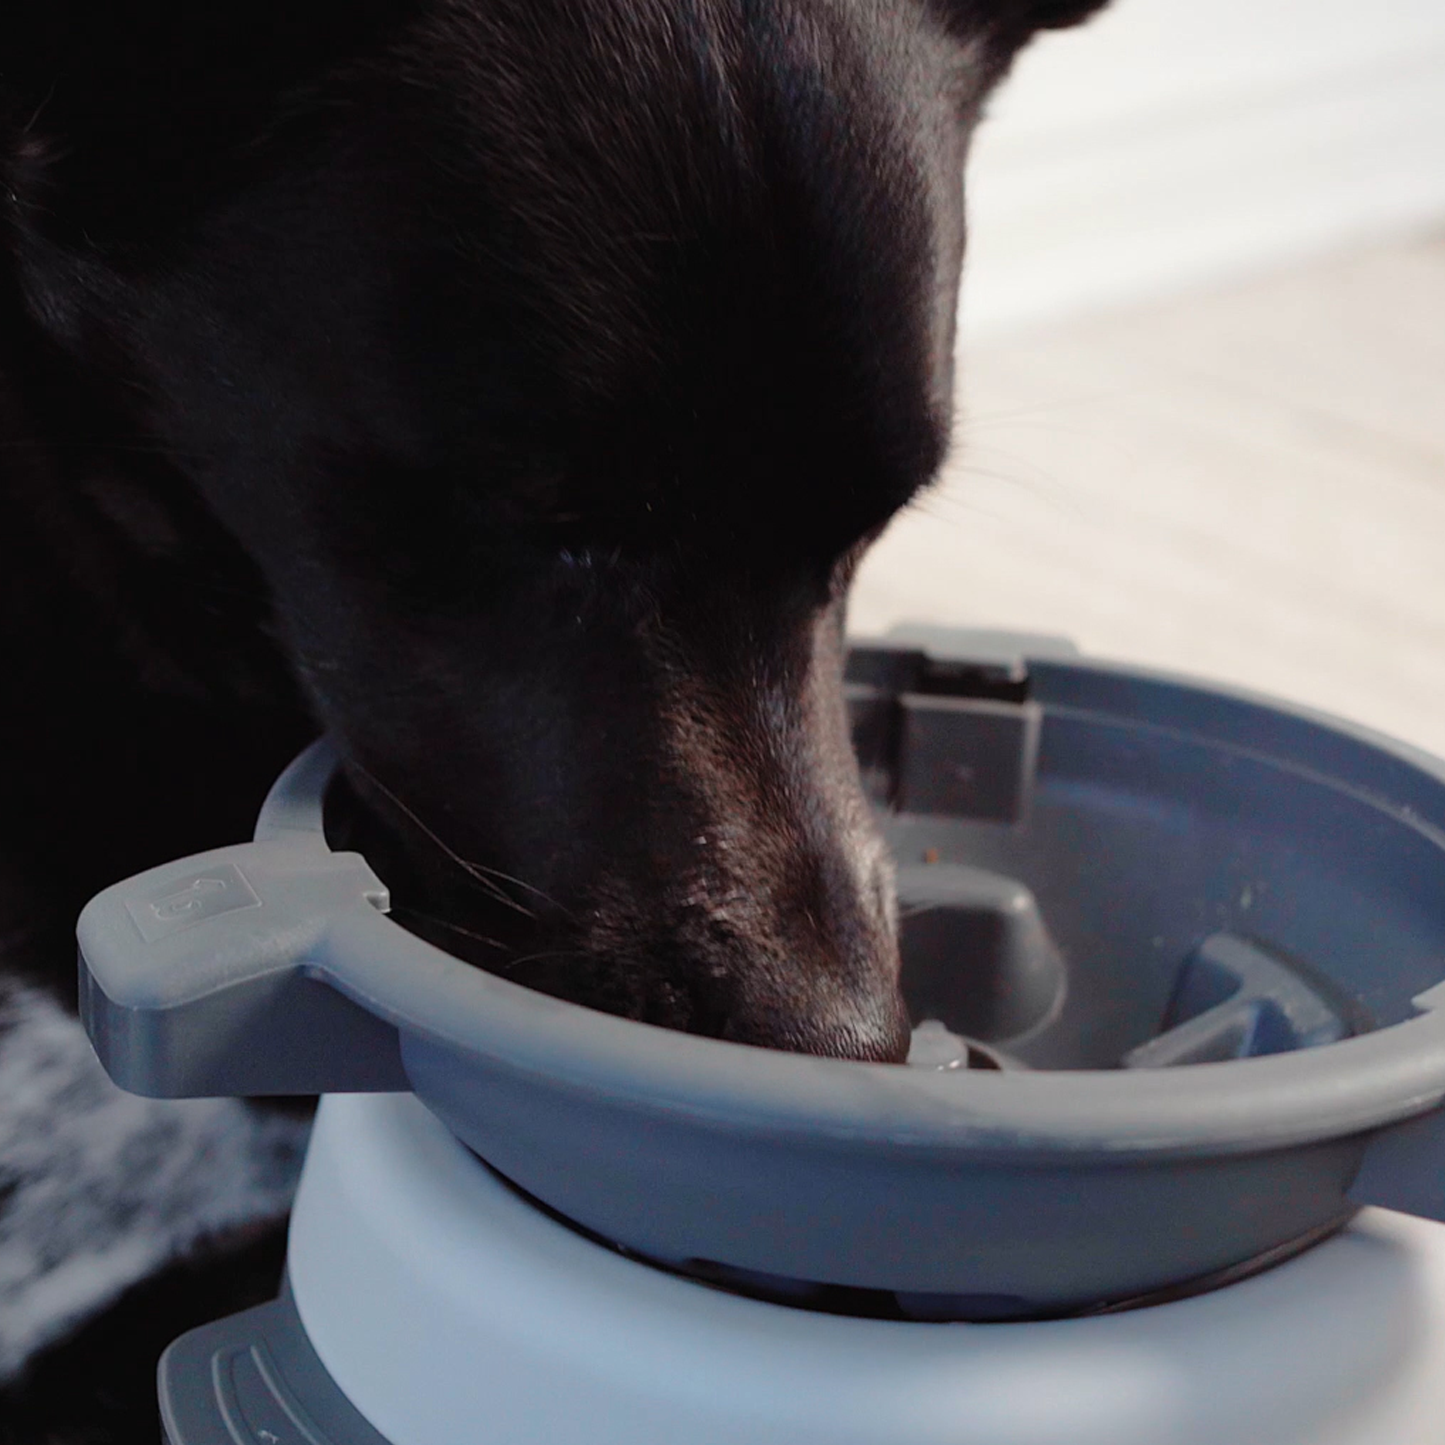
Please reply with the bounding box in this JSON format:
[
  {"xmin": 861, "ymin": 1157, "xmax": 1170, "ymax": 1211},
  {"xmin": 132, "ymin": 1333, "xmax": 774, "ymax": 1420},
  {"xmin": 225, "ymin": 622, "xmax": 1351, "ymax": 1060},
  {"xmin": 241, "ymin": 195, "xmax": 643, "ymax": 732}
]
[{"xmin": 0, "ymin": 0, "xmax": 1106, "ymax": 1437}]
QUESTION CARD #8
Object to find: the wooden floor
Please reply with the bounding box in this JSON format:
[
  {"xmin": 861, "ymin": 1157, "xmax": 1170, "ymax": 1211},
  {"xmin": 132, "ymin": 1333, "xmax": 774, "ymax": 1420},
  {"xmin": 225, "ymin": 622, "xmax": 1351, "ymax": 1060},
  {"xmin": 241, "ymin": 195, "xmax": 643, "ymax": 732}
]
[{"xmin": 852, "ymin": 231, "xmax": 1445, "ymax": 757}]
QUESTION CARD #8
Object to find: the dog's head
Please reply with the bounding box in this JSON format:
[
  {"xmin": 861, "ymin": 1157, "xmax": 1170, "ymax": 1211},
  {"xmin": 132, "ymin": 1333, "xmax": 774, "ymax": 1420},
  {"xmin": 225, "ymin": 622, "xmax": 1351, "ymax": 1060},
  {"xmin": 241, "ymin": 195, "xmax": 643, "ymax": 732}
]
[{"xmin": 2, "ymin": 0, "xmax": 1105, "ymax": 1059}]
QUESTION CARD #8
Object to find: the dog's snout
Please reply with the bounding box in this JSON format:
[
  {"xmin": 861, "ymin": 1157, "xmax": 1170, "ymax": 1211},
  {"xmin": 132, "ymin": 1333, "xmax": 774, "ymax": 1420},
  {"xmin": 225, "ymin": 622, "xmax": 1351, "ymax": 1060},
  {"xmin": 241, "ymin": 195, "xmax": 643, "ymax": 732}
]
[
  {"xmin": 721, "ymin": 972, "xmax": 912, "ymax": 1063},
  {"xmin": 662, "ymin": 837, "xmax": 911, "ymax": 1063}
]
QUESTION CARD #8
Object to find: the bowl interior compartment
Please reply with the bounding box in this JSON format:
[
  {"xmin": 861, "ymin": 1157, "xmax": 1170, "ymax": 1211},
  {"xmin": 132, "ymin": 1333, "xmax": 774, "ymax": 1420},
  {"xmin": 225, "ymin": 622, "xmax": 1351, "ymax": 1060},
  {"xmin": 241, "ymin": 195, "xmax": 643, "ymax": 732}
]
[{"xmin": 851, "ymin": 651, "xmax": 1445, "ymax": 1074}]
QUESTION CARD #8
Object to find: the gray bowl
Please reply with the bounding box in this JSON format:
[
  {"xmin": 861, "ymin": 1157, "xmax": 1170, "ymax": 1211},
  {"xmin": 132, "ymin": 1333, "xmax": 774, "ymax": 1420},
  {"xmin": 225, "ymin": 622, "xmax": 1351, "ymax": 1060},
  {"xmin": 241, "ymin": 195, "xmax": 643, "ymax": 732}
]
[{"xmin": 78, "ymin": 630, "xmax": 1445, "ymax": 1317}]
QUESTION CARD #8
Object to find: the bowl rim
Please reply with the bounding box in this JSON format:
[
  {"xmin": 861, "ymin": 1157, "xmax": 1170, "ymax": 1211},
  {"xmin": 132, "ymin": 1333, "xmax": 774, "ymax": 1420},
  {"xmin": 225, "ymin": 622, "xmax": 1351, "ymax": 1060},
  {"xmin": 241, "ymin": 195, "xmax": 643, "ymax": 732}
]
[{"xmin": 266, "ymin": 645, "xmax": 1445, "ymax": 1160}]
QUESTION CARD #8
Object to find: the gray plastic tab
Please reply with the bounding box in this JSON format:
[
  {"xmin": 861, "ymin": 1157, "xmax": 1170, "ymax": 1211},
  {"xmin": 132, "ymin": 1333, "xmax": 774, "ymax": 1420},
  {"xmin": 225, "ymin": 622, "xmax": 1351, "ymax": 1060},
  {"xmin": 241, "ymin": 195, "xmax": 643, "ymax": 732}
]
[
  {"xmin": 897, "ymin": 696, "xmax": 1041, "ymax": 823},
  {"xmin": 1350, "ymin": 981, "xmax": 1445, "ymax": 1222},
  {"xmin": 160, "ymin": 1281, "xmax": 394, "ymax": 1445},
  {"xmin": 79, "ymin": 839, "xmax": 408, "ymax": 1097},
  {"xmin": 1348, "ymin": 1105, "xmax": 1445, "ymax": 1222}
]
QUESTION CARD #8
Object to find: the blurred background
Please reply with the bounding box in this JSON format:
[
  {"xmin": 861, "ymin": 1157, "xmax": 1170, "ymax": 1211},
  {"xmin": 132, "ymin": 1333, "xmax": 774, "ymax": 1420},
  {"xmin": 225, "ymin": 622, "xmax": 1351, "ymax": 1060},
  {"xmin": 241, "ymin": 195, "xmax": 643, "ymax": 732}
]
[{"xmin": 851, "ymin": 0, "xmax": 1445, "ymax": 755}]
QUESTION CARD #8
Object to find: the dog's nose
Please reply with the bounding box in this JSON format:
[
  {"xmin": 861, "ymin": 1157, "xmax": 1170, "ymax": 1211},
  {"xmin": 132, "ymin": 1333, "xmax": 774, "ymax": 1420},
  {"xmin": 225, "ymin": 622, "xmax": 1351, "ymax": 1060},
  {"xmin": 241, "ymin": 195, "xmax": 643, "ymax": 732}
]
[
  {"xmin": 684, "ymin": 835, "xmax": 912, "ymax": 1063},
  {"xmin": 718, "ymin": 962, "xmax": 913, "ymax": 1063}
]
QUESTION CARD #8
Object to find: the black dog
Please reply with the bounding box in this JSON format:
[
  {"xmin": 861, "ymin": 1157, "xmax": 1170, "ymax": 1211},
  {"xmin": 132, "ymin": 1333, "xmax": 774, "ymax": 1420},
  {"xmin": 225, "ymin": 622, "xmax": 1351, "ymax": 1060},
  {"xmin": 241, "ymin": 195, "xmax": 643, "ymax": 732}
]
[{"xmin": 0, "ymin": 0, "xmax": 1105, "ymax": 1438}]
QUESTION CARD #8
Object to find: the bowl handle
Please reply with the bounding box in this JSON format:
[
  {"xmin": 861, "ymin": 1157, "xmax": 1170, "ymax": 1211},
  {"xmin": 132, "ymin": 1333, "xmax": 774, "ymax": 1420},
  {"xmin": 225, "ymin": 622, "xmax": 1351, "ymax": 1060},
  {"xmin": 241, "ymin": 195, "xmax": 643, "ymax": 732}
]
[{"xmin": 77, "ymin": 838, "xmax": 409, "ymax": 1097}]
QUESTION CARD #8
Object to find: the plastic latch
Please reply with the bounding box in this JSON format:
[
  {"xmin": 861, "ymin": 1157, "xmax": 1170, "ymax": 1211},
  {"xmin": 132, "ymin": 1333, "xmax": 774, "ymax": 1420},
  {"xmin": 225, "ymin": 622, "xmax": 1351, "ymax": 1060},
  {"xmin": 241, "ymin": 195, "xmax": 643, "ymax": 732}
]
[{"xmin": 78, "ymin": 839, "xmax": 409, "ymax": 1098}]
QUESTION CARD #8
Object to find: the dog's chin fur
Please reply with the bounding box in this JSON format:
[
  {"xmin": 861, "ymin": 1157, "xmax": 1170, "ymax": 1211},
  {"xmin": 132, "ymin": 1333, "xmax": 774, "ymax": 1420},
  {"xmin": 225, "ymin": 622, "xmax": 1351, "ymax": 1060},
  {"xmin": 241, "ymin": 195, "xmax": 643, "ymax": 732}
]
[{"xmin": 0, "ymin": 0, "xmax": 1108, "ymax": 1430}]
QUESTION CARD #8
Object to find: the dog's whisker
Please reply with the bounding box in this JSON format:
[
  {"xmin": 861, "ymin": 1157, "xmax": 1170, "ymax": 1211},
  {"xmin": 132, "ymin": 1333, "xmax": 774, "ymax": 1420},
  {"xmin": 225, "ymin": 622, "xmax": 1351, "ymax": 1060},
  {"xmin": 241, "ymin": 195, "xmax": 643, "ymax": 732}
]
[
  {"xmin": 500, "ymin": 948, "xmax": 592, "ymax": 976},
  {"xmin": 349, "ymin": 762, "xmax": 537, "ymax": 918},
  {"xmin": 453, "ymin": 858, "xmax": 575, "ymax": 920},
  {"xmin": 21, "ymin": 79, "xmax": 58, "ymax": 137},
  {"xmin": 389, "ymin": 907, "xmax": 509, "ymax": 954},
  {"xmin": 346, "ymin": 758, "xmax": 574, "ymax": 926}
]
